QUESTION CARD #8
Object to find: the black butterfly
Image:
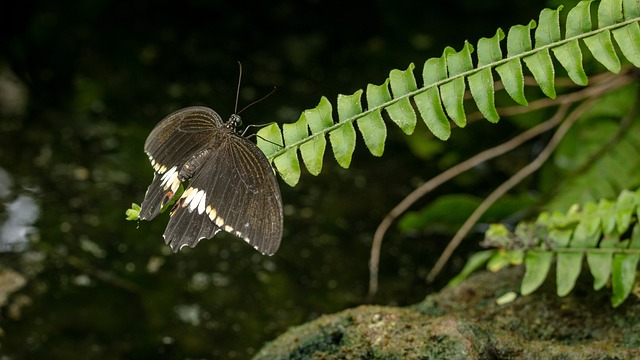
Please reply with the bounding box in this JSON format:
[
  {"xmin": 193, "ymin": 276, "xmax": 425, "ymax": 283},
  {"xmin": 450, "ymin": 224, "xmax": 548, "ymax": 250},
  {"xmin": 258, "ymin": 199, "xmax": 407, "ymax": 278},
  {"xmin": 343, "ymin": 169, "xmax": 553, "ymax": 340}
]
[{"xmin": 139, "ymin": 106, "xmax": 283, "ymax": 255}]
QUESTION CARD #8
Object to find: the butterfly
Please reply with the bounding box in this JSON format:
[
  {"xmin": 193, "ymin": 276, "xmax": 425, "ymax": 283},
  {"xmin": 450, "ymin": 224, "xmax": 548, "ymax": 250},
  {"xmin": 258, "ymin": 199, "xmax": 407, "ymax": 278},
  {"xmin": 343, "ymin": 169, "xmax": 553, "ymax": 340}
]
[{"xmin": 139, "ymin": 106, "xmax": 283, "ymax": 255}]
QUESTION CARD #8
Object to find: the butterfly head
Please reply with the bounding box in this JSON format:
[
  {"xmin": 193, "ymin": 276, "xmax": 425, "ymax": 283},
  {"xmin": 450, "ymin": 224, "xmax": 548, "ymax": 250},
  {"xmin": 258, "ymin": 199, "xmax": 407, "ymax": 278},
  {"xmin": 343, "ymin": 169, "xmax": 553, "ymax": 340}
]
[{"xmin": 227, "ymin": 114, "xmax": 242, "ymax": 132}]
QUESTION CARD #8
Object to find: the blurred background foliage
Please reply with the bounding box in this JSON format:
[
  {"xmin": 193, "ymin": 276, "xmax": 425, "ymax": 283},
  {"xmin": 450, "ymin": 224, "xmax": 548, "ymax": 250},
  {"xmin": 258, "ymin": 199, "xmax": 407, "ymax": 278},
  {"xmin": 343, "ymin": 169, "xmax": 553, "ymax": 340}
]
[{"xmin": 1, "ymin": 0, "xmax": 638, "ymax": 358}]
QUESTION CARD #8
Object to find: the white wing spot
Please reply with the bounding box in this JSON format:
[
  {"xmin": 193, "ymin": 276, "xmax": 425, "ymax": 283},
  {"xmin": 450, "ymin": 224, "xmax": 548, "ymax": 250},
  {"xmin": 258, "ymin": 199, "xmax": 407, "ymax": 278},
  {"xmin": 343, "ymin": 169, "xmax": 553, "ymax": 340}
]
[
  {"xmin": 183, "ymin": 187, "xmax": 198, "ymax": 211},
  {"xmin": 160, "ymin": 166, "xmax": 178, "ymax": 190},
  {"xmin": 224, "ymin": 225, "xmax": 234, "ymax": 233},
  {"xmin": 215, "ymin": 216, "xmax": 225, "ymax": 227},
  {"xmin": 197, "ymin": 191, "xmax": 207, "ymax": 214},
  {"xmin": 186, "ymin": 188, "xmax": 205, "ymax": 213}
]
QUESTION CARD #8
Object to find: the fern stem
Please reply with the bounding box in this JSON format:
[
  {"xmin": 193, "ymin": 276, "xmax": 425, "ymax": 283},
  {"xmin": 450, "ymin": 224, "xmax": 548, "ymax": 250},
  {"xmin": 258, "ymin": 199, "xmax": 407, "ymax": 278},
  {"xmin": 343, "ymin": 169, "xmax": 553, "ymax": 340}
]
[{"xmin": 533, "ymin": 247, "xmax": 640, "ymax": 254}]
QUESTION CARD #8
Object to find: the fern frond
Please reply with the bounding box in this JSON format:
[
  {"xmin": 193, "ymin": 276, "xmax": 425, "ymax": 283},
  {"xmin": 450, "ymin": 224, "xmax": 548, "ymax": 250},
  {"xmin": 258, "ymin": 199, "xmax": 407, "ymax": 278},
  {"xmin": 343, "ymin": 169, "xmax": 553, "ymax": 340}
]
[
  {"xmin": 257, "ymin": 0, "xmax": 640, "ymax": 186},
  {"xmin": 546, "ymin": 84, "xmax": 640, "ymax": 211},
  {"xmin": 477, "ymin": 189, "xmax": 640, "ymax": 307}
]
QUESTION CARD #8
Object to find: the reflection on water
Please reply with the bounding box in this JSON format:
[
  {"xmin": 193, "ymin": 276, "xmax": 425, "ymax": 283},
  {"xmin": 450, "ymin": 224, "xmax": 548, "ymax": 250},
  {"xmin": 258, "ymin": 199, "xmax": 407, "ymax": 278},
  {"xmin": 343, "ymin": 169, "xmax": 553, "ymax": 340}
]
[{"xmin": 0, "ymin": 167, "xmax": 40, "ymax": 253}]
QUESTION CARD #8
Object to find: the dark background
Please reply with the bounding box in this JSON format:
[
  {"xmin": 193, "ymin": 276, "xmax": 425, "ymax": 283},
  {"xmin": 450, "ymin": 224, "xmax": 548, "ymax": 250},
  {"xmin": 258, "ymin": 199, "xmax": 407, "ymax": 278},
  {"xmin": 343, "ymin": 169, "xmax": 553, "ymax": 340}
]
[{"xmin": 0, "ymin": 0, "xmax": 558, "ymax": 358}]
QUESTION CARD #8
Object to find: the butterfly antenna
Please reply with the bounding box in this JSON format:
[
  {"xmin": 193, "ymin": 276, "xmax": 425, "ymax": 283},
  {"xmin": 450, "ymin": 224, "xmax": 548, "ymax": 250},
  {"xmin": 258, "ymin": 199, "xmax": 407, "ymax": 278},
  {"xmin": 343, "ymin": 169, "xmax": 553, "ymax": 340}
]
[
  {"xmin": 234, "ymin": 61, "xmax": 243, "ymax": 114},
  {"xmin": 237, "ymin": 87, "xmax": 277, "ymax": 115}
]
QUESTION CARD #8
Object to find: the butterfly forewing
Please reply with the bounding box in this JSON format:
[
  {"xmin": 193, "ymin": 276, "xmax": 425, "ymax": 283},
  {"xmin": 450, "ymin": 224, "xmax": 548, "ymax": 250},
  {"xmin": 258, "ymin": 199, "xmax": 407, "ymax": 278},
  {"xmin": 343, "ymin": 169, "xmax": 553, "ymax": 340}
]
[{"xmin": 140, "ymin": 107, "xmax": 221, "ymax": 221}]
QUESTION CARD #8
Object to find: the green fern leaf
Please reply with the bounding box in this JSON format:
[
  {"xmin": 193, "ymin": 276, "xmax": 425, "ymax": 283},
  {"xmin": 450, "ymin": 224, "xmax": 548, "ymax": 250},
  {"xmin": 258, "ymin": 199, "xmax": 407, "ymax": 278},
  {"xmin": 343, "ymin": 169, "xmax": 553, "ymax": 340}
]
[
  {"xmin": 553, "ymin": 41, "xmax": 589, "ymax": 86},
  {"xmin": 524, "ymin": 7, "xmax": 564, "ymax": 98},
  {"xmin": 331, "ymin": 91, "xmax": 361, "ymax": 168},
  {"xmin": 366, "ymin": 79, "xmax": 392, "ymax": 108},
  {"xmin": 556, "ymin": 252, "xmax": 583, "ymax": 297},
  {"xmin": 387, "ymin": 64, "xmax": 417, "ymax": 135},
  {"xmin": 612, "ymin": 22, "xmax": 640, "ymax": 66},
  {"xmin": 256, "ymin": 123, "xmax": 283, "ymax": 158},
  {"xmin": 300, "ymin": 97, "xmax": 332, "ymax": 176},
  {"xmin": 356, "ymin": 109, "xmax": 386, "ymax": 157},
  {"xmin": 585, "ymin": 31, "xmax": 622, "ymax": 73},
  {"xmin": 625, "ymin": 0, "xmax": 640, "ymax": 17},
  {"xmin": 521, "ymin": 251, "xmax": 553, "ymax": 295},
  {"xmin": 441, "ymin": 42, "xmax": 474, "ymax": 127},
  {"xmin": 415, "ymin": 57, "xmax": 450, "ymax": 140},
  {"xmin": 468, "ymin": 29, "xmax": 504, "ymax": 123},
  {"xmin": 588, "ymin": 234, "xmax": 618, "ymax": 290},
  {"xmin": 277, "ymin": 122, "xmax": 302, "ymax": 186},
  {"xmin": 495, "ymin": 21, "xmax": 535, "ymax": 106},
  {"xmin": 611, "ymin": 223, "xmax": 640, "ymax": 307},
  {"xmin": 599, "ymin": 0, "xmax": 624, "ymax": 25},
  {"xmin": 358, "ymin": 80, "xmax": 391, "ymax": 156}
]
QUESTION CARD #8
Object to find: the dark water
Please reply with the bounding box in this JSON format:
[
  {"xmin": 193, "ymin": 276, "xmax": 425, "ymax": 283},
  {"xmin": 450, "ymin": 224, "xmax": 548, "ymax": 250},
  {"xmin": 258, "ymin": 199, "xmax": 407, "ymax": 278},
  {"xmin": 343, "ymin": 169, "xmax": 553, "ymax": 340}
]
[{"xmin": 0, "ymin": 0, "xmax": 542, "ymax": 358}]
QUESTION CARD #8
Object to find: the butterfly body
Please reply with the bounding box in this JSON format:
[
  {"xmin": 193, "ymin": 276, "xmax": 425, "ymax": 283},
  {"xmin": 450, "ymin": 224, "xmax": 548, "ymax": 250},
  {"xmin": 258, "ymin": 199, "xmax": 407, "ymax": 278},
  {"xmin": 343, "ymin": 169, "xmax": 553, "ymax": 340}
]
[{"xmin": 140, "ymin": 106, "xmax": 283, "ymax": 255}]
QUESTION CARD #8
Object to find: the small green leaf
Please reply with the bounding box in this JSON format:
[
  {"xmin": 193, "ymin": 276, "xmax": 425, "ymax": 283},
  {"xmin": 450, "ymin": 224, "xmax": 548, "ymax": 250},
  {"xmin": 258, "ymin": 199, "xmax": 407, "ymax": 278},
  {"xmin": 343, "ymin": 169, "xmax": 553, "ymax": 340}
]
[
  {"xmin": 611, "ymin": 250, "xmax": 640, "ymax": 307},
  {"xmin": 331, "ymin": 91, "xmax": 361, "ymax": 168},
  {"xmin": 556, "ymin": 252, "xmax": 583, "ymax": 296},
  {"xmin": 257, "ymin": 123, "xmax": 284, "ymax": 159},
  {"xmin": 337, "ymin": 90, "xmax": 363, "ymax": 121},
  {"xmin": 523, "ymin": 48, "xmax": 556, "ymax": 98},
  {"xmin": 299, "ymin": 136, "xmax": 325, "ymax": 176},
  {"xmin": 306, "ymin": 96, "xmax": 334, "ymax": 132},
  {"xmin": 414, "ymin": 87, "xmax": 450, "ymax": 140},
  {"xmin": 441, "ymin": 43, "xmax": 473, "ymax": 127},
  {"xmin": 416, "ymin": 57, "xmax": 450, "ymax": 140},
  {"xmin": 477, "ymin": 28, "xmax": 505, "ymax": 66},
  {"xmin": 536, "ymin": 7, "xmax": 563, "ymax": 45},
  {"xmin": 495, "ymin": 59, "xmax": 527, "ymax": 106},
  {"xmin": 573, "ymin": 202, "xmax": 601, "ymax": 239},
  {"xmin": 125, "ymin": 203, "xmax": 141, "ymax": 221},
  {"xmin": 612, "ymin": 22, "xmax": 640, "ymax": 67},
  {"xmin": 422, "ymin": 54, "xmax": 447, "ymax": 84},
  {"xmin": 549, "ymin": 228, "xmax": 573, "ymax": 247},
  {"xmin": 566, "ymin": 0, "xmax": 593, "ymax": 37},
  {"xmin": 366, "ymin": 79, "xmax": 392, "ymax": 108},
  {"xmin": 616, "ymin": 189, "xmax": 637, "ymax": 234},
  {"xmin": 299, "ymin": 97, "xmax": 333, "ymax": 176},
  {"xmin": 599, "ymin": 199, "xmax": 617, "ymax": 233},
  {"xmin": 587, "ymin": 234, "xmax": 618, "ymax": 290},
  {"xmin": 468, "ymin": 68, "xmax": 499, "ymax": 123},
  {"xmin": 522, "ymin": 251, "xmax": 554, "ymax": 295},
  {"xmin": 506, "ymin": 20, "xmax": 536, "ymax": 55},
  {"xmin": 611, "ymin": 225, "xmax": 640, "ymax": 307},
  {"xmin": 257, "ymin": 123, "xmax": 296, "ymax": 185},
  {"xmin": 624, "ymin": 0, "xmax": 640, "ymax": 18},
  {"xmin": 487, "ymin": 251, "xmax": 512, "ymax": 272},
  {"xmin": 551, "ymin": 40, "xmax": 589, "ymax": 86},
  {"xmin": 583, "ymin": 30, "xmax": 622, "ymax": 73},
  {"xmin": 387, "ymin": 63, "xmax": 417, "ymax": 135},
  {"xmin": 273, "ymin": 147, "xmax": 300, "ymax": 187},
  {"xmin": 597, "ymin": 0, "xmax": 624, "ymax": 26},
  {"xmin": 356, "ymin": 109, "xmax": 386, "ymax": 157},
  {"xmin": 448, "ymin": 250, "xmax": 496, "ymax": 287}
]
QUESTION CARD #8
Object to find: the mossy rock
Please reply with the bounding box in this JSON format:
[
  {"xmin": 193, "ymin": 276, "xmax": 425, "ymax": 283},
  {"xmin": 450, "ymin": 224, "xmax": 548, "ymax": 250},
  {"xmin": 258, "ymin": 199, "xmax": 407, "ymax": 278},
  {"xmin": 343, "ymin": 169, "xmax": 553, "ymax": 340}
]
[{"xmin": 254, "ymin": 267, "xmax": 640, "ymax": 359}]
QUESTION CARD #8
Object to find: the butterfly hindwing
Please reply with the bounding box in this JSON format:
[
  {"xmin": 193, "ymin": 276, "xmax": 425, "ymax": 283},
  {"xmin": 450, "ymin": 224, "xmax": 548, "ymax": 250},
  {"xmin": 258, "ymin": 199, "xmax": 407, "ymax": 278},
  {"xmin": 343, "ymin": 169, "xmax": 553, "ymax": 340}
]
[{"xmin": 164, "ymin": 130, "xmax": 283, "ymax": 255}]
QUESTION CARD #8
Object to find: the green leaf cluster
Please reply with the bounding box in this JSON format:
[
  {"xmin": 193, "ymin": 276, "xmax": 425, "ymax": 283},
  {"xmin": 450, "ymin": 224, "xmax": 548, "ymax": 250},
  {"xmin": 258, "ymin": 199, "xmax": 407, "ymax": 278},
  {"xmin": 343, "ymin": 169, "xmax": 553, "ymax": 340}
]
[
  {"xmin": 466, "ymin": 189, "xmax": 640, "ymax": 307},
  {"xmin": 258, "ymin": 0, "xmax": 640, "ymax": 187}
]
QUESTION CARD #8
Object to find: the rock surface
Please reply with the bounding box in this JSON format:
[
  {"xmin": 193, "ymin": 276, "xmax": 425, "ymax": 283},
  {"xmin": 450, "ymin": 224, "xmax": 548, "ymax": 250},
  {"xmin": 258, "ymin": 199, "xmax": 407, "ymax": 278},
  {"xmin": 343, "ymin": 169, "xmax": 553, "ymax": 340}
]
[{"xmin": 254, "ymin": 267, "xmax": 640, "ymax": 359}]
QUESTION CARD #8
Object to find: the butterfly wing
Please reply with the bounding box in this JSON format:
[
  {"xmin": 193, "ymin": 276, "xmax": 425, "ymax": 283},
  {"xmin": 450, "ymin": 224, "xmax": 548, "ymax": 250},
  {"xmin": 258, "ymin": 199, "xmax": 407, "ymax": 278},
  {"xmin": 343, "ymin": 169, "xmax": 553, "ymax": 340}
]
[
  {"xmin": 164, "ymin": 131, "xmax": 283, "ymax": 255},
  {"xmin": 139, "ymin": 106, "xmax": 223, "ymax": 221}
]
